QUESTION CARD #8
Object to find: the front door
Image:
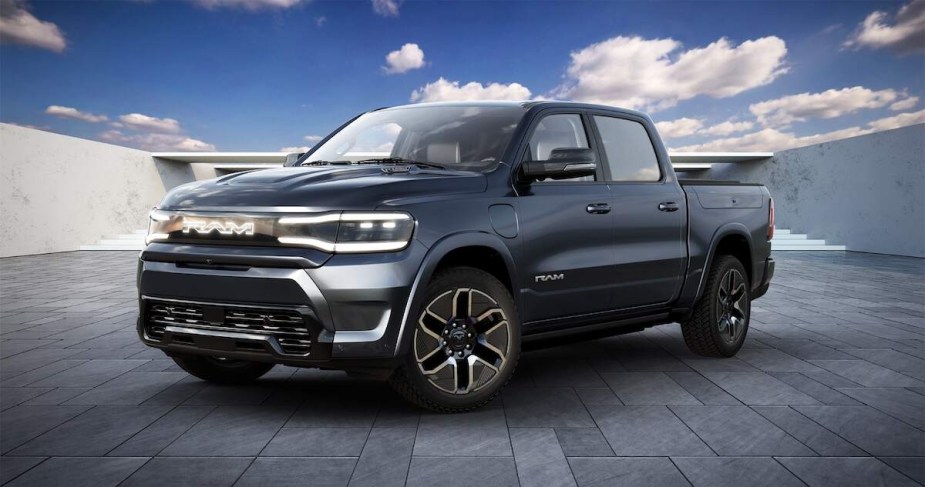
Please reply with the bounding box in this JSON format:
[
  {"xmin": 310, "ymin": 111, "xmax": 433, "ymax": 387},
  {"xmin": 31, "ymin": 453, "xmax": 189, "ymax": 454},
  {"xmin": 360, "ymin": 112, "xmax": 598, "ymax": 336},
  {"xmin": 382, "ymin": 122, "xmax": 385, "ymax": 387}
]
[{"xmin": 516, "ymin": 112, "xmax": 616, "ymax": 323}]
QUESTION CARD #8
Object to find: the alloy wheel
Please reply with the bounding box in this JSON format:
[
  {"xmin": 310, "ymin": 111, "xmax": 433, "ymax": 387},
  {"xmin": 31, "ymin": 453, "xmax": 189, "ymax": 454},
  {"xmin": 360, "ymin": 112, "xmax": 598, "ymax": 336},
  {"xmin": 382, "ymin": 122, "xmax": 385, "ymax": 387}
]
[
  {"xmin": 716, "ymin": 268, "xmax": 748, "ymax": 343},
  {"xmin": 414, "ymin": 288, "xmax": 511, "ymax": 394}
]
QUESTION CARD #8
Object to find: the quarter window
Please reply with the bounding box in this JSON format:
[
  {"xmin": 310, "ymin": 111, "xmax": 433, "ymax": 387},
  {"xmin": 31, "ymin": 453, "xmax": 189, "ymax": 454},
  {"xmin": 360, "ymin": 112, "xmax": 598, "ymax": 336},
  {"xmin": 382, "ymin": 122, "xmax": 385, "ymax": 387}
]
[{"xmin": 594, "ymin": 116, "xmax": 661, "ymax": 182}]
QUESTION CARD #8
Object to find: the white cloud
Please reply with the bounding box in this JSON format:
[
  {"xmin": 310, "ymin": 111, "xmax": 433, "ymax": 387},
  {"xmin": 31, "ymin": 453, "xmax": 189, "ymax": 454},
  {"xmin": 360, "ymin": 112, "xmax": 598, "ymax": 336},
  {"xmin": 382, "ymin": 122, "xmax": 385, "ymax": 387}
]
[
  {"xmin": 410, "ymin": 78, "xmax": 531, "ymax": 103},
  {"xmin": 372, "ymin": 0, "xmax": 401, "ymax": 17},
  {"xmin": 844, "ymin": 0, "xmax": 925, "ymax": 53},
  {"xmin": 100, "ymin": 130, "xmax": 216, "ymax": 151},
  {"xmin": 304, "ymin": 134, "xmax": 323, "ymax": 142},
  {"xmin": 655, "ymin": 118, "xmax": 703, "ymax": 139},
  {"xmin": 891, "ymin": 96, "xmax": 919, "ymax": 111},
  {"xmin": 45, "ymin": 105, "xmax": 108, "ymax": 123},
  {"xmin": 314, "ymin": 16, "xmax": 326, "ymax": 27},
  {"xmin": 553, "ymin": 35, "xmax": 788, "ymax": 111},
  {"xmin": 676, "ymin": 108, "xmax": 925, "ymax": 152},
  {"xmin": 118, "ymin": 113, "xmax": 181, "ymax": 133},
  {"xmin": 867, "ymin": 107, "xmax": 925, "ymax": 130},
  {"xmin": 655, "ymin": 118, "xmax": 753, "ymax": 140},
  {"xmin": 0, "ymin": 0, "xmax": 66, "ymax": 52},
  {"xmin": 193, "ymin": 0, "xmax": 302, "ymax": 10},
  {"xmin": 280, "ymin": 145, "xmax": 311, "ymax": 153},
  {"xmin": 749, "ymin": 86, "xmax": 906, "ymax": 126},
  {"xmin": 383, "ymin": 43, "xmax": 425, "ymax": 74},
  {"xmin": 702, "ymin": 120, "xmax": 754, "ymax": 136}
]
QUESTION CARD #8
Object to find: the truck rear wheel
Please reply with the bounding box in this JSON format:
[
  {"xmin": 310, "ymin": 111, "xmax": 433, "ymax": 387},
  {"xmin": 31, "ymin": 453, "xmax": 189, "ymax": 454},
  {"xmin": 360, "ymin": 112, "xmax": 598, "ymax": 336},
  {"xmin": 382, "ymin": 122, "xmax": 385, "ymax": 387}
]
[
  {"xmin": 390, "ymin": 267, "xmax": 520, "ymax": 413},
  {"xmin": 172, "ymin": 354, "xmax": 275, "ymax": 385},
  {"xmin": 681, "ymin": 255, "xmax": 751, "ymax": 357}
]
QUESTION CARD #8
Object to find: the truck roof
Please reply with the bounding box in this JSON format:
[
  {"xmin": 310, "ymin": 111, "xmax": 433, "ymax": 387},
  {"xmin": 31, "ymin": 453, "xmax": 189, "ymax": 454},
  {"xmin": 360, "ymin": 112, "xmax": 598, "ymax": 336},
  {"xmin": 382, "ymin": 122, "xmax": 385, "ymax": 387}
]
[{"xmin": 378, "ymin": 100, "xmax": 650, "ymax": 119}]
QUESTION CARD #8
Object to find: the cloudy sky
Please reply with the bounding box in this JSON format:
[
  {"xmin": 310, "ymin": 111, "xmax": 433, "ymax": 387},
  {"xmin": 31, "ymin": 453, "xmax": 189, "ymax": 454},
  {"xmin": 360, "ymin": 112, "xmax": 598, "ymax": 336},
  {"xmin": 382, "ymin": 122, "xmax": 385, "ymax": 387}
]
[{"xmin": 1, "ymin": 0, "xmax": 922, "ymax": 152}]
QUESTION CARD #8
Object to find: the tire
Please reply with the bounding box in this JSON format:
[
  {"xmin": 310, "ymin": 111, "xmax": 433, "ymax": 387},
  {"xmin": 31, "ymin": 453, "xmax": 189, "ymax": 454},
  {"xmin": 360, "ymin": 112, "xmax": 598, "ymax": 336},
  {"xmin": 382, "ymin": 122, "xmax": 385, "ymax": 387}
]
[
  {"xmin": 171, "ymin": 354, "xmax": 275, "ymax": 385},
  {"xmin": 681, "ymin": 254, "xmax": 751, "ymax": 358},
  {"xmin": 390, "ymin": 267, "xmax": 521, "ymax": 413}
]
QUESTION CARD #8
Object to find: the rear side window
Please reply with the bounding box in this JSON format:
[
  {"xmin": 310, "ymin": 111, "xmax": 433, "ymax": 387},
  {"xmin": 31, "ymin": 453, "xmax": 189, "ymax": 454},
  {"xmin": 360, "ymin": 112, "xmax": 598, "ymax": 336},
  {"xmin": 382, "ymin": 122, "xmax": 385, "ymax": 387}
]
[{"xmin": 594, "ymin": 116, "xmax": 661, "ymax": 182}]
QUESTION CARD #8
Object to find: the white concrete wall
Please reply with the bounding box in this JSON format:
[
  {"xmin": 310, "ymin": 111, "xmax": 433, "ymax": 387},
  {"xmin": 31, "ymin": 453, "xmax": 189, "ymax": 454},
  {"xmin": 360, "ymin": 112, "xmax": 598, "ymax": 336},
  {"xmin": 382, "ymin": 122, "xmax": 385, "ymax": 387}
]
[
  {"xmin": 0, "ymin": 124, "xmax": 213, "ymax": 257},
  {"xmin": 695, "ymin": 124, "xmax": 925, "ymax": 258}
]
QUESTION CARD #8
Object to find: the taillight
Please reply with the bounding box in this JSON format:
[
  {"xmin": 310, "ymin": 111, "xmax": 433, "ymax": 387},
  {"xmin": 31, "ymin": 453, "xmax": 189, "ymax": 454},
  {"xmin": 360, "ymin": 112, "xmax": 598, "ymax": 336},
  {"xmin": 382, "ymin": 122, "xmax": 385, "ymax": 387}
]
[{"xmin": 767, "ymin": 197, "xmax": 775, "ymax": 240}]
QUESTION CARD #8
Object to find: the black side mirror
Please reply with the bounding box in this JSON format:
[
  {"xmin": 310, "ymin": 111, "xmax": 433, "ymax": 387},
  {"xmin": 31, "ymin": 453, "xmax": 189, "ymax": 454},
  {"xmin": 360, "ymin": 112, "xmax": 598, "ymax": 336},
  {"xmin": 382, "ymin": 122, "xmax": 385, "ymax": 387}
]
[{"xmin": 521, "ymin": 147, "xmax": 597, "ymax": 181}]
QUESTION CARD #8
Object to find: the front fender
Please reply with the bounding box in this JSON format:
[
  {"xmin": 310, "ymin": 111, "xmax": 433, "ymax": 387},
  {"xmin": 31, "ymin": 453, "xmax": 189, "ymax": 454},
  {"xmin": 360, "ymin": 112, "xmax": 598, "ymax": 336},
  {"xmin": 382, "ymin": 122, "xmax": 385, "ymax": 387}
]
[{"xmin": 392, "ymin": 231, "xmax": 518, "ymax": 356}]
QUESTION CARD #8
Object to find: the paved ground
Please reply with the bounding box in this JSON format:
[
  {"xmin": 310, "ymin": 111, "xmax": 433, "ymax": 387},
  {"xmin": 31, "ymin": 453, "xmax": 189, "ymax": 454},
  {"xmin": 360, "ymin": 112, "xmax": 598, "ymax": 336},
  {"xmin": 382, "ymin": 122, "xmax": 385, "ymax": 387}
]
[{"xmin": 1, "ymin": 251, "xmax": 923, "ymax": 487}]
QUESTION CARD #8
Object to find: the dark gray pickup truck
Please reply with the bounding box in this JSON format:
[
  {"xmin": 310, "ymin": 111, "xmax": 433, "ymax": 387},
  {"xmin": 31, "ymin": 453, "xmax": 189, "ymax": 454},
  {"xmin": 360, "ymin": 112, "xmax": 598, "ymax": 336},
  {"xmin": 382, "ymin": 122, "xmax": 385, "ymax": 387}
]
[{"xmin": 137, "ymin": 101, "xmax": 775, "ymax": 411}]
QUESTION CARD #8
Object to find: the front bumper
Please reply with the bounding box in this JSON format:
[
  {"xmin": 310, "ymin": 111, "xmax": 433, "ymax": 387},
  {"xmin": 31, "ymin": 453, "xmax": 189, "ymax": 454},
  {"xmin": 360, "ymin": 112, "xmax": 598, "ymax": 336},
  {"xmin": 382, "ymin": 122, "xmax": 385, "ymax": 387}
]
[{"xmin": 137, "ymin": 241, "xmax": 427, "ymax": 367}]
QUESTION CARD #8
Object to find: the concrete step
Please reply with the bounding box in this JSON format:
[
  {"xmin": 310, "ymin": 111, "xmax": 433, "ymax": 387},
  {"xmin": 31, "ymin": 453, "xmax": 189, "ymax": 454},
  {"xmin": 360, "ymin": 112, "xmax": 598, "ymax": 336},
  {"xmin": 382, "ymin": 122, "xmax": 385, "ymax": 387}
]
[
  {"xmin": 107, "ymin": 234, "xmax": 146, "ymax": 240},
  {"xmin": 774, "ymin": 239, "xmax": 827, "ymax": 245},
  {"xmin": 97, "ymin": 239, "xmax": 146, "ymax": 246},
  {"xmin": 83, "ymin": 230, "xmax": 146, "ymax": 251},
  {"xmin": 773, "ymin": 244, "xmax": 847, "ymax": 251},
  {"xmin": 80, "ymin": 243, "xmax": 144, "ymax": 251},
  {"xmin": 770, "ymin": 228, "xmax": 845, "ymax": 251}
]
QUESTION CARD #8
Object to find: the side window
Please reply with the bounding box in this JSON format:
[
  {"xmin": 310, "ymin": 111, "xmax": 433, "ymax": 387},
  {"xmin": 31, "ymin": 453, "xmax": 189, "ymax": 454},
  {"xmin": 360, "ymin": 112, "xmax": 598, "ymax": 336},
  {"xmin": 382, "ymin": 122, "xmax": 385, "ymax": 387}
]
[
  {"xmin": 594, "ymin": 116, "xmax": 661, "ymax": 182},
  {"xmin": 527, "ymin": 114, "xmax": 594, "ymax": 182}
]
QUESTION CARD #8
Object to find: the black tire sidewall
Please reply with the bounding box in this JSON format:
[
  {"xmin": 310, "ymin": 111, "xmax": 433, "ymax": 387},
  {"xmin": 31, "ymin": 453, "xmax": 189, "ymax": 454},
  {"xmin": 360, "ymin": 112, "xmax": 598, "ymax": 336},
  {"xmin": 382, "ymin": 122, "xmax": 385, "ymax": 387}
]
[
  {"xmin": 401, "ymin": 267, "xmax": 521, "ymax": 409},
  {"xmin": 708, "ymin": 256, "xmax": 751, "ymax": 356},
  {"xmin": 172, "ymin": 354, "xmax": 275, "ymax": 384}
]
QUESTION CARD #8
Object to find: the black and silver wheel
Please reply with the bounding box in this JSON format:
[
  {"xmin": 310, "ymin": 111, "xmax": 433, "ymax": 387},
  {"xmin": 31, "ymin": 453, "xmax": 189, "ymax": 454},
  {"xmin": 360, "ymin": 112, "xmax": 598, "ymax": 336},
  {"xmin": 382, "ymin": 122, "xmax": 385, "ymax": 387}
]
[
  {"xmin": 390, "ymin": 267, "xmax": 520, "ymax": 412},
  {"xmin": 171, "ymin": 354, "xmax": 275, "ymax": 385},
  {"xmin": 681, "ymin": 255, "xmax": 751, "ymax": 357}
]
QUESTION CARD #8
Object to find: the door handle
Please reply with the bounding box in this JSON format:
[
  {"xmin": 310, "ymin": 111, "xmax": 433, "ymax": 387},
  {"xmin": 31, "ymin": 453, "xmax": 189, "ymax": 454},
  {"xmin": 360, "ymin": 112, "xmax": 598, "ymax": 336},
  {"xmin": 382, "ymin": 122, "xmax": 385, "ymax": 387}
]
[
  {"xmin": 658, "ymin": 202, "xmax": 679, "ymax": 212},
  {"xmin": 586, "ymin": 203, "xmax": 611, "ymax": 214}
]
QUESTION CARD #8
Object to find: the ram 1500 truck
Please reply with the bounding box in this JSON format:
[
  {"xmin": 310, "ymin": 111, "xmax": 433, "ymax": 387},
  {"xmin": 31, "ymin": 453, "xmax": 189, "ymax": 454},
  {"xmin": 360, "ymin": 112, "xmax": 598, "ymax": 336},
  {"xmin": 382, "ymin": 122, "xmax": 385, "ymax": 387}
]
[{"xmin": 137, "ymin": 101, "xmax": 775, "ymax": 412}]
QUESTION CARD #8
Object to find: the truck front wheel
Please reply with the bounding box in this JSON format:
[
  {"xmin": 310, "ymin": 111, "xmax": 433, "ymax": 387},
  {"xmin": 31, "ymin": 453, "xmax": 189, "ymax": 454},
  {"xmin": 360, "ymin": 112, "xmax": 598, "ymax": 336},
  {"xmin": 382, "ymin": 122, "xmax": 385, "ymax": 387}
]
[
  {"xmin": 171, "ymin": 354, "xmax": 275, "ymax": 385},
  {"xmin": 681, "ymin": 255, "xmax": 751, "ymax": 357},
  {"xmin": 390, "ymin": 267, "xmax": 521, "ymax": 412}
]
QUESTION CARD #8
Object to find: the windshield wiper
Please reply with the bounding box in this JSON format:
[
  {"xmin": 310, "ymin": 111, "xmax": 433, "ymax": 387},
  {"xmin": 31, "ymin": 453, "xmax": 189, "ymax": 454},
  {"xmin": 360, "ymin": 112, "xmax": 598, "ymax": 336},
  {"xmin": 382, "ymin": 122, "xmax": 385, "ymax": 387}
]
[
  {"xmin": 300, "ymin": 160, "xmax": 352, "ymax": 166},
  {"xmin": 355, "ymin": 157, "xmax": 446, "ymax": 170}
]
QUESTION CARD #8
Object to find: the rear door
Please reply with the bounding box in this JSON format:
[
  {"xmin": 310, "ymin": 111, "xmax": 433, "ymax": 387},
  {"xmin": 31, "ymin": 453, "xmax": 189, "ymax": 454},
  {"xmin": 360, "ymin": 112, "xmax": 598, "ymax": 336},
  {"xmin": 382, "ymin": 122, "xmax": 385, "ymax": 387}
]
[
  {"xmin": 589, "ymin": 113, "xmax": 686, "ymax": 308},
  {"xmin": 516, "ymin": 111, "xmax": 616, "ymax": 322}
]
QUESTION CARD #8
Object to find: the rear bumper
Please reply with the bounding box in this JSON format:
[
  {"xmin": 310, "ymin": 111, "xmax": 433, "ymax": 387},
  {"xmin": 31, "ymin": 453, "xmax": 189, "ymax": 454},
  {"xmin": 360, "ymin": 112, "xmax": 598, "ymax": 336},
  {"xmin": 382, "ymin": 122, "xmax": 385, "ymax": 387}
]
[
  {"xmin": 137, "ymin": 241, "xmax": 427, "ymax": 367},
  {"xmin": 752, "ymin": 257, "xmax": 775, "ymax": 300}
]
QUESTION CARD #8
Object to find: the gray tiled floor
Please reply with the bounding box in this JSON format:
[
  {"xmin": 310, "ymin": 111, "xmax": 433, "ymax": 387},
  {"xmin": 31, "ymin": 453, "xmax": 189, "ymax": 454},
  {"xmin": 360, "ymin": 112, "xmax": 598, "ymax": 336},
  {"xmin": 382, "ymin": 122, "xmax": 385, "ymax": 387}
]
[{"xmin": 1, "ymin": 251, "xmax": 924, "ymax": 486}]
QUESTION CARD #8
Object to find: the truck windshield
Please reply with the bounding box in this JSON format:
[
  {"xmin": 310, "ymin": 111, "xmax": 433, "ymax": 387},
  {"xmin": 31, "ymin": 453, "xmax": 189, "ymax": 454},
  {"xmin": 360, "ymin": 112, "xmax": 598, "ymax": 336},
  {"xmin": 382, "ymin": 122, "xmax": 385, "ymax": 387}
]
[{"xmin": 303, "ymin": 105, "xmax": 526, "ymax": 172}]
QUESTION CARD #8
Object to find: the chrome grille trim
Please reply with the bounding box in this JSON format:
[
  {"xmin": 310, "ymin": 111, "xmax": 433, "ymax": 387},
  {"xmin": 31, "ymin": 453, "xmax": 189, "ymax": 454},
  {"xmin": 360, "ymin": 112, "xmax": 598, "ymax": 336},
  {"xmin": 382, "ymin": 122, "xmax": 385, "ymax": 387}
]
[{"xmin": 144, "ymin": 298, "xmax": 313, "ymax": 356}]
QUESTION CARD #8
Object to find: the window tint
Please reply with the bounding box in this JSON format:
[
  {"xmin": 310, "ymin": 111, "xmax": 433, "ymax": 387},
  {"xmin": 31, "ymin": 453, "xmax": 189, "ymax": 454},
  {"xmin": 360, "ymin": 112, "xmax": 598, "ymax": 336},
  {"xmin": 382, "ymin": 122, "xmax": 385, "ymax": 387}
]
[
  {"xmin": 594, "ymin": 116, "xmax": 661, "ymax": 182},
  {"xmin": 527, "ymin": 114, "xmax": 593, "ymax": 182}
]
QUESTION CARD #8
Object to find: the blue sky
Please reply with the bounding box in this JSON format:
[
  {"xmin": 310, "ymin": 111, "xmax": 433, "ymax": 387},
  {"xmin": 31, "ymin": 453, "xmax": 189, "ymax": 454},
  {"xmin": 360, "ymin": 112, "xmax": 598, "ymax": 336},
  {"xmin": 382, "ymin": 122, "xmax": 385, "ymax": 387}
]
[{"xmin": 1, "ymin": 0, "xmax": 922, "ymax": 152}]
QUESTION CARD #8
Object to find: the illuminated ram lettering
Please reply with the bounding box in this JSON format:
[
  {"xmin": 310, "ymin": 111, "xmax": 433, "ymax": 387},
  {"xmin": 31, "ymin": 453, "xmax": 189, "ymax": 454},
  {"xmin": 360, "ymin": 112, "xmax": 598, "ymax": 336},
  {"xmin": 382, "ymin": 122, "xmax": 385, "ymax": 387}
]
[{"xmin": 182, "ymin": 220, "xmax": 255, "ymax": 236}]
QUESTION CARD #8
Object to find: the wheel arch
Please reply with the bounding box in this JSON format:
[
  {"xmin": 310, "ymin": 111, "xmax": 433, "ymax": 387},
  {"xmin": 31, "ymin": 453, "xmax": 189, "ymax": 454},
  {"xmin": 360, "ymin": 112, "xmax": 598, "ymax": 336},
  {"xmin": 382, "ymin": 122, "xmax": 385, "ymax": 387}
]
[
  {"xmin": 694, "ymin": 224, "xmax": 755, "ymax": 304},
  {"xmin": 394, "ymin": 232, "xmax": 518, "ymax": 356}
]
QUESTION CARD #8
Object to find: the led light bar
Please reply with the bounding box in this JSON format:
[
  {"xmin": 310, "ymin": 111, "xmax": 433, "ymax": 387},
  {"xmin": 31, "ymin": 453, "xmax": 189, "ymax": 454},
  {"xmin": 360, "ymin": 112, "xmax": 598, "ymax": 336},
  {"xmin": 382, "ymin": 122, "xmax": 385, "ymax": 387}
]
[{"xmin": 145, "ymin": 210, "xmax": 415, "ymax": 253}]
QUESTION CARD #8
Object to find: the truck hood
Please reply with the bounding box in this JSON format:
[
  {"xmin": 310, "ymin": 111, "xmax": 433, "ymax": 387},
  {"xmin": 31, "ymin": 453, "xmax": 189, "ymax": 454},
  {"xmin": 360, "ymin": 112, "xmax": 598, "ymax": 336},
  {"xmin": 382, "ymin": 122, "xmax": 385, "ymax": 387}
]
[{"xmin": 159, "ymin": 165, "xmax": 488, "ymax": 211}]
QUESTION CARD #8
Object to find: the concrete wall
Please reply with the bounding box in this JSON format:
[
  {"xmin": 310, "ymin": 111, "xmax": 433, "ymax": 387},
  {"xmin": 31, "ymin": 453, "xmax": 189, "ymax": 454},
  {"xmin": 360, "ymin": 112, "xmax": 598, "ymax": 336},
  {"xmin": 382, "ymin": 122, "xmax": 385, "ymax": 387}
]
[
  {"xmin": 695, "ymin": 124, "xmax": 925, "ymax": 258},
  {"xmin": 0, "ymin": 124, "xmax": 213, "ymax": 257}
]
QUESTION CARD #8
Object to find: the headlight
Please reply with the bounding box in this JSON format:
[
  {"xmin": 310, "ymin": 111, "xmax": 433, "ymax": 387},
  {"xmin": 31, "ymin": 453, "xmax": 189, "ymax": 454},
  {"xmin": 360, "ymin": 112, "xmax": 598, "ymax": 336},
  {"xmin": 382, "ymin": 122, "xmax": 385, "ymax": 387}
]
[
  {"xmin": 145, "ymin": 209, "xmax": 179, "ymax": 245},
  {"xmin": 278, "ymin": 212, "xmax": 414, "ymax": 252},
  {"xmin": 145, "ymin": 209, "xmax": 414, "ymax": 253}
]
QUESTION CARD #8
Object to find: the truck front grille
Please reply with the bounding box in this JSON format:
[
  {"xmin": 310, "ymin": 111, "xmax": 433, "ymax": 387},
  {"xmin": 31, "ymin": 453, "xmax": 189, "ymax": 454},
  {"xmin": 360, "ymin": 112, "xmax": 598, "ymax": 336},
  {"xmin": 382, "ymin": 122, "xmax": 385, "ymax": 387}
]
[{"xmin": 145, "ymin": 300, "xmax": 313, "ymax": 355}]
